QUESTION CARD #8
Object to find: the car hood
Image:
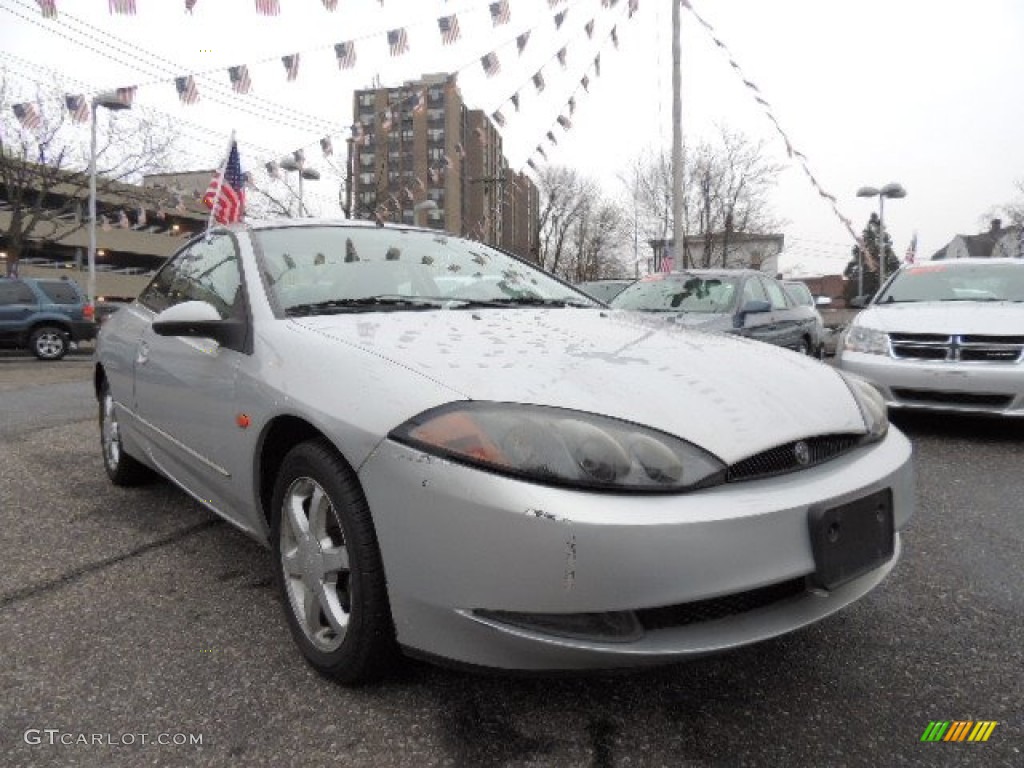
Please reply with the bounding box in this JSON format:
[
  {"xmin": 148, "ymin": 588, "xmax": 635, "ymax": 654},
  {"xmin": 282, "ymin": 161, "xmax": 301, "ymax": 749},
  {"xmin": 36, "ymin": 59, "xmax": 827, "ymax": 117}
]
[
  {"xmin": 856, "ymin": 301, "xmax": 1024, "ymax": 334},
  {"xmin": 294, "ymin": 308, "xmax": 865, "ymax": 463}
]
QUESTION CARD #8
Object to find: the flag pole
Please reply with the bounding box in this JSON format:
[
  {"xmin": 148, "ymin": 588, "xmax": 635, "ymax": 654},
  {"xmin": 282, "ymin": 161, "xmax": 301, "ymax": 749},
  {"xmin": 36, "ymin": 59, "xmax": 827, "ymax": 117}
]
[{"xmin": 205, "ymin": 130, "xmax": 237, "ymax": 237}]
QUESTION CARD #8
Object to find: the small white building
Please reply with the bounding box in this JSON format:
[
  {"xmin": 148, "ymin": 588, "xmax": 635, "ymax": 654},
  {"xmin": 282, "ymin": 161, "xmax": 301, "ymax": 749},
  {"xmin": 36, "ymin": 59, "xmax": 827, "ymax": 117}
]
[
  {"xmin": 933, "ymin": 219, "xmax": 1023, "ymax": 260},
  {"xmin": 649, "ymin": 232, "xmax": 785, "ymax": 275}
]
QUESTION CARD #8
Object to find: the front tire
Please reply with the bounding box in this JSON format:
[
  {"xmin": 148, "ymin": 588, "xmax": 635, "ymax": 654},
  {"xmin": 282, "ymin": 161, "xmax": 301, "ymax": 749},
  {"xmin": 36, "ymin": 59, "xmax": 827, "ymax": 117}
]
[
  {"xmin": 29, "ymin": 326, "xmax": 68, "ymax": 360},
  {"xmin": 99, "ymin": 381, "xmax": 156, "ymax": 486},
  {"xmin": 271, "ymin": 439, "xmax": 397, "ymax": 685}
]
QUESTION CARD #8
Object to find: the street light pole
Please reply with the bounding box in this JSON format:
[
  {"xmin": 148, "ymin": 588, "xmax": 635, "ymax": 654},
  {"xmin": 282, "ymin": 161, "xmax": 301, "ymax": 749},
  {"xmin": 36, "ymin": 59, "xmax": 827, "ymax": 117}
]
[
  {"xmin": 87, "ymin": 92, "xmax": 131, "ymax": 313},
  {"xmin": 856, "ymin": 182, "xmax": 906, "ymax": 296}
]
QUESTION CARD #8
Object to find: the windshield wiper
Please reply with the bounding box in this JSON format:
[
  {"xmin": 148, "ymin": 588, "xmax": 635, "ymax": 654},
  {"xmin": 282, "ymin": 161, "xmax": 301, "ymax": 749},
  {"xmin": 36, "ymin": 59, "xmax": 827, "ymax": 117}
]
[
  {"xmin": 452, "ymin": 296, "xmax": 594, "ymax": 309},
  {"xmin": 285, "ymin": 296, "xmax": 453, "ymax": 316}
]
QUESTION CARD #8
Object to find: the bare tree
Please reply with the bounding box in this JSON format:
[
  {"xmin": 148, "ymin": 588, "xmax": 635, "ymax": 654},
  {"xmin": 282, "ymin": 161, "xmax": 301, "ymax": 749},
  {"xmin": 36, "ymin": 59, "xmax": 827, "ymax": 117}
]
[
  {"xmin": 1, "ymin": 77, "xmax": 178, "ymax": 276},
  {"xmin": 621, "ymin": 125, "xmax": 785, "ymax": 269},
  {"xmin": 533, "ymin": 165, "xmax": 629, "ymax": 281},
  {"xmin": 979, "ymin": 179, "xmax": 1024, "ymax": 229}
]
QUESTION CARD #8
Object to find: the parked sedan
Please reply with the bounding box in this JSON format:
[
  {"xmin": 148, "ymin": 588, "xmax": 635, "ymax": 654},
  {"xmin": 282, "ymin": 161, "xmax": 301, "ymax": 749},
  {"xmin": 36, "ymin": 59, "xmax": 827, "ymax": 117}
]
[
  {"xmin": 837, "ymin": 258, "xmax": 1024, "ymax": 417},
  {"xmin": 611, "ymin": 270, "xmax": 823, "ymax": 355},
  {"xmin": 782, "ymin": 280, "xmax": 830, "ymax": 357},
  {"xmin": 95, "ymin": 221, "xmax": 914, "ymax": 683}
]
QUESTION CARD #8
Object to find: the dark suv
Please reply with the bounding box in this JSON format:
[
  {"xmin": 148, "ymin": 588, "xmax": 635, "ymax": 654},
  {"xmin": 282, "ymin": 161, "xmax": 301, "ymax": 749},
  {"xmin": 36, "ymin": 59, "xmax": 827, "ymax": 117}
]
[{"xmin": 0, "ymin": 277, "xmax": 97, "ymax": 360}]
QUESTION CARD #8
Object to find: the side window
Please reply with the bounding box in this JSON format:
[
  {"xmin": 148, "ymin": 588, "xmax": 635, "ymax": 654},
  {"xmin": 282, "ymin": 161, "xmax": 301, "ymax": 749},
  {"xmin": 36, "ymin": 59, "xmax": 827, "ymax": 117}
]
[
  {"xmin": 760, "ymin": 278, "xmax": 789, "ymax": 310},
  {"xmin": 0, "ymin": 281, "xmax": 37, "ymax": 305},
  {"xmin": 139, "ymin": 235, "xmax": 242, "ymax": 319},
  {"xmin": 36, "ymin": 281, "xmax": 81, "ymax": 305},
  {"xmin": 742, "ymin": 277, "xmax": 768, "ymax": 305}
]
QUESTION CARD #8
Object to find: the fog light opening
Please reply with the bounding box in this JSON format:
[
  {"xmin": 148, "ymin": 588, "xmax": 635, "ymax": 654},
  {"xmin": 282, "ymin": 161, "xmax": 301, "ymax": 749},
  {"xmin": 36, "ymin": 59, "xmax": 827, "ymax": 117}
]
[{"xmin": 474, "ymin": 609, "xmax": 644, "ymax": 643}]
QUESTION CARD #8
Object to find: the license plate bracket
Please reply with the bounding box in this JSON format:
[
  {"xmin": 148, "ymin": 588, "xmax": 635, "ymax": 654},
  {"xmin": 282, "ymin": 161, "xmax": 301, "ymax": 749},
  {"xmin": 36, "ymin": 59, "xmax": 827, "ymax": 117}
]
[{"xmin": 808, "ymin": 488, "xmax": 894, "ymax": 590}]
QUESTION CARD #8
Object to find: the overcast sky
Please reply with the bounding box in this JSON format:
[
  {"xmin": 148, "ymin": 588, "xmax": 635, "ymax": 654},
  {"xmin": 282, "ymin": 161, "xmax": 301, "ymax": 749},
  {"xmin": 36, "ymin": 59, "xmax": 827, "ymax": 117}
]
[{"xmin": 2, "ymin": 0, "xmax": 1023, "ymax": 275}]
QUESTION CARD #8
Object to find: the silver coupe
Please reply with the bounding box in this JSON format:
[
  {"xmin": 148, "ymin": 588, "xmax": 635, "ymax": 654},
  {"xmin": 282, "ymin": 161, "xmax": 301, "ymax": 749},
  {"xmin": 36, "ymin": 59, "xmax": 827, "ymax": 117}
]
[{"xmin": 95, "ymin": 220, "xmax": 914, "ymax": 683}]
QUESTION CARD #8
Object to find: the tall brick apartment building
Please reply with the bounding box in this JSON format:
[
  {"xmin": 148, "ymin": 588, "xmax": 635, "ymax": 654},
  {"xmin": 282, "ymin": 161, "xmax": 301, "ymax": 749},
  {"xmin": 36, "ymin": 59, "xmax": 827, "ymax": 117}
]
[{"xmin": 348, "ymin": 73, "xmax": 539, "ymax": 261}]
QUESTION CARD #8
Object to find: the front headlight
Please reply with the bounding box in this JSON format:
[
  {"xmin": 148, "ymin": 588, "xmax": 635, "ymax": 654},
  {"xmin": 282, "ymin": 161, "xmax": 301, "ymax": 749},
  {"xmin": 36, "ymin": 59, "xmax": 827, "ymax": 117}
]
[
  {"xmin": 838, "ymin": 372, "xmax": 889, "ymax": 442},
  {"xmin": 842, "ymin": 324, "xmax": 889, "ymax": 355},
  {"xmin": 390, "ymin": 403, "xmax": 726, "ymax": 492}
]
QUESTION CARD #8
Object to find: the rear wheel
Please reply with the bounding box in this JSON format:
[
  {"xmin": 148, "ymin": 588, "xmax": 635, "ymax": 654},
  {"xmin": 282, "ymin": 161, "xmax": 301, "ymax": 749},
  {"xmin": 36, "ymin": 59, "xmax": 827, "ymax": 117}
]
[
  {"xmin": 99, "ymin": 381, "xmax": 156, "ymax": 486},
  {"xmin": 29, "ymin": 326, "xmax": 68, "ymax": 361},
  {"xmin": 271, "ymin": 439, "xmax": 397, "ymax": 685}
]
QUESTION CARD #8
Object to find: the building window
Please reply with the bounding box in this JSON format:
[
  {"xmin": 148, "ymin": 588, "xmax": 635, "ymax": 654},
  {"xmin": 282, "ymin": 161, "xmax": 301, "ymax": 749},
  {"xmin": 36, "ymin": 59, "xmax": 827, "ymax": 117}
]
[
  {"xmin": 401, "ymin": 129, "xmax": 414, "ymax": 142},
  {"xmin": 360, "ymin": 172, "xmax": 375, "ymax": 185},
  {"xmin": 427, "ymin": 129, "xmax": 444, "ymax": 143},
  {"xmin": 358, "ymin": 93, "xmax": 375, "ymax": 107}
]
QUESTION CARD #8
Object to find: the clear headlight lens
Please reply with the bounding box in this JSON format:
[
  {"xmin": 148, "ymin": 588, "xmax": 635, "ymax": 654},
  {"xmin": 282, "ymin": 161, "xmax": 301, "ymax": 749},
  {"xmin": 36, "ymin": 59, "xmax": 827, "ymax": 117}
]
[
  {"xmin": 838, "ymin": 372, "xmax": 889, "ymax": 442},
  {"xmin": 390, "ymin": 403, "xmax": 726, "ymax": 492},
  {"xmin": 843, "ymin": 324, "xmax": 889, "ymax": 355}
]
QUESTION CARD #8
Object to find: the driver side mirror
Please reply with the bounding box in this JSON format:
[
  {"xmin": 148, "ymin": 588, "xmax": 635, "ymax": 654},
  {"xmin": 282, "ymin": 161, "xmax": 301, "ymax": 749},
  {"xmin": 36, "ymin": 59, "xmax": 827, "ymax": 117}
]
[
  {"xmin": 736, "ymin": 299, "xmax": 771, "ymax": 327},
  {"xmin": 152, "ymin": 300, "xmax": 246, "ymax": 349}
]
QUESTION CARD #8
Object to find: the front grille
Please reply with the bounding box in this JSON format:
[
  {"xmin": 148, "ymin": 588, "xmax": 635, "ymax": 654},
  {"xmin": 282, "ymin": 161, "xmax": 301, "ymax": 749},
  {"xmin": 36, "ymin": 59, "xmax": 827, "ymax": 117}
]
[
  {"xmin": 891, "ymin": 388, "xmax": 1014, "ymax": 408},
  {"xmin": 889, "ymin": 333, "xmax": 1024, "ymax": 363},
  {"xmin": 726, "ymin": 434, "xmax": 862, "ymax": 482},
  {"xmin": 636, "ymin": 578, "xmax": 807, "ymax": 631}
]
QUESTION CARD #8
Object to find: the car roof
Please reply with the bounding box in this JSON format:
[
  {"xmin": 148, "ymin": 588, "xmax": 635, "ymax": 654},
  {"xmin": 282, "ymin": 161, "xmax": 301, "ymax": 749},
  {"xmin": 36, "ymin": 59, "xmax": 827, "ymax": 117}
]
[
  {"xmin": 223, "ymin": 218, "xmax": 443, "ymax": 236},
  {"xmin": 911, "ymin": 258, "xmax": 1024, "ymax": 267}
]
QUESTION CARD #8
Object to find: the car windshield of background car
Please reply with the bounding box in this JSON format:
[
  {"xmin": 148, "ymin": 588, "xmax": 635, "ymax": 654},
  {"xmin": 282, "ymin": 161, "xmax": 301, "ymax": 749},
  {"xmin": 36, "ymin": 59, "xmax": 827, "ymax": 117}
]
[
  {"xmin": 783, "ymin": 283, "xmax": 814, "ymax": 307},
  {"xmin": 611, "ymin": 274, "xmax": 738, "ymax": 313},
  {"xmin": 253, "ymin": 226, "xmax": 598, "ymax": 315},
  {"xmin": 875, "ymin": 263, "xmax": 1024, "ymax": 304}
]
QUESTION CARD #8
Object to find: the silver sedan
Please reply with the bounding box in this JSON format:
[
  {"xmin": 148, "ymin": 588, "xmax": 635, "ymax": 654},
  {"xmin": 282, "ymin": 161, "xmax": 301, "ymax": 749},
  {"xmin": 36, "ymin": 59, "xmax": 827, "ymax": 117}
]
[{"xmin": 95, "ymin": 220, "xmax": 914, "ymax": 683}]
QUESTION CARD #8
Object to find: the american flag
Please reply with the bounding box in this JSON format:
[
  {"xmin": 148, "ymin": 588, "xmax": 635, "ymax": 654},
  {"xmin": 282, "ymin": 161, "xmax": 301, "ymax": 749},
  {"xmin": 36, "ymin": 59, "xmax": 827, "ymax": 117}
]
[
  {"xmin": 335, "ymin": 41, "xmax": 356, "ymax": 69},
  {"xmin": 115, "ymin": 86, "xmax": 136, "ymax": 106},
  {"xmin": 516, "ymin": 31, "xmax": 530, "ymax": 55},
  {"xmin": 229, "ymin": 65, "xmax": 251, "ymax": 93},
  {"xmin": 37, "ymin": 0, "xmax": 57, "ymax": 18},
  {"xmin": 388, "ymin": 28, "xmax": 409, "ymax": 57},
  {"xmin": 320, "ymin": 137, "xmax": 333, "ymax": 157},
  {"xmin": 255, "ymin": 0, "xmax": 279, "ymax": 15},
  {"xmin": 64, "ymin": 94, "xmax": 90, "ymax": 124},
  {"xmin": 554, "ymin": 10, "xmax": 567, "ymax": 29},
  {"xmin": 904, "ymin": 232, "xmax": 917, "ymax": 264},
  {"xmin": 489, "ymin": 1, "xmax": 510, "ymax": 26},
  {"xmin": 438, "ymin": 14, "xmax": 460, "ymax": 45},
  {"xmin": 585, "ymin": 20, "xmax": 594, "ymax": 38},
  {"xmin": 481, "ymin": 52, "xmax": 501, "ymax": 78},
  {"xmin": 532, "ymin": 72, "xmax": 545, "ymax": 93},
  {"xmin": 203, "ymin": 141, "xmax": 246, "ymax": 224},
  {"xmin": 109, "ymin": 0, "xmax": 136, "ymax": 14},
  {"xmin": 282, "ymin": 54, "xmax": 300, "ymax": 81},
  {"xmin": 556, "ymin": 47, "xmax": 567, "ymax": 68},
  {"xmin": 656, "ymin": 247, "xmax": 674, "ymax": 273},
  {"xmin": 175, "ymin": 75, "xmax": 199, "ymax": 105},
  {"xmin": 12, "ymin": 103, "xmax": 42, "ymax": 131}
]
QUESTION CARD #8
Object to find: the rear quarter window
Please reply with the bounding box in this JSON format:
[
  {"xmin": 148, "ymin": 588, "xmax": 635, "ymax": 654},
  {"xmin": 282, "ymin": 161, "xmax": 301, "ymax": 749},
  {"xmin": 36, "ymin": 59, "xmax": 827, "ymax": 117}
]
[{"xmin": 36, "ymin": 281, "xmax": 82, "ymax": 305}]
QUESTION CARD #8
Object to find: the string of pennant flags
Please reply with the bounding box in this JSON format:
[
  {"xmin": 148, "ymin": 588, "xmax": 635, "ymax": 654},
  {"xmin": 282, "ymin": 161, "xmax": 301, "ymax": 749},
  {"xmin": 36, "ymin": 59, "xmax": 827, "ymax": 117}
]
[
  {"xmin": 679, "ymin": 0, "xmax": 874, "ymax": 264},
  {"xmin": 14, "ymin": 0, "xmax": 639, "ymax": 193}
]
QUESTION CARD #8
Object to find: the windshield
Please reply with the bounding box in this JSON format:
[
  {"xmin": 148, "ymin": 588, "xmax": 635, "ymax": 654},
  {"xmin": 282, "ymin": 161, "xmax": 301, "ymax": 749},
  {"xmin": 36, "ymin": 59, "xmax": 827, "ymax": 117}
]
[
  {"xmin": 253, "ymin": 226, "xmax": 598, "ymax": 315},
  {"xmin": 783, "ymin": 283, "xmax": 814, "ymax": 307},
  {"xmin": 610, "ymin": 273, "xmax": 739, "ymax": 313},
  {"xmin": 875, "ymin": 263, "xmax": 1024, "ymax": 304}
]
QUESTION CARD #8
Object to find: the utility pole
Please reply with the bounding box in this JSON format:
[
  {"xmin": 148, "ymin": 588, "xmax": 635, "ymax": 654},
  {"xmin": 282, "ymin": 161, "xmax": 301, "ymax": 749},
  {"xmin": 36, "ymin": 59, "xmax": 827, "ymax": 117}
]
[{"xmin": 671, "ymin": 0, "xmax": 684, "ymax": 271}]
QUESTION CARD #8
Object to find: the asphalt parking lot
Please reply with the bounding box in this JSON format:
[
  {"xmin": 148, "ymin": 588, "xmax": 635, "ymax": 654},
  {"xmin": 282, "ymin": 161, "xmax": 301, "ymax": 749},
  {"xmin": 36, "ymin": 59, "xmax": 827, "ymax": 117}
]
[{"xmin": 1, "ymin": 349, "xmax": 1021, "ymax": 767}]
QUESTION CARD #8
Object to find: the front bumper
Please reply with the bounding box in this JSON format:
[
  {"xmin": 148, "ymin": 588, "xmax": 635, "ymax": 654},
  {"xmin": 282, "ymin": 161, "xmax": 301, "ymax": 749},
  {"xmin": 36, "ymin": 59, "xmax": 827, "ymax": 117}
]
[
  {"xmin": 838, "ymin": 350, "xmax": 1024, "ymax": 417},
  {"xmin": 358, "ymin": 428, "xmax": 915, "ymax": 671}
]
